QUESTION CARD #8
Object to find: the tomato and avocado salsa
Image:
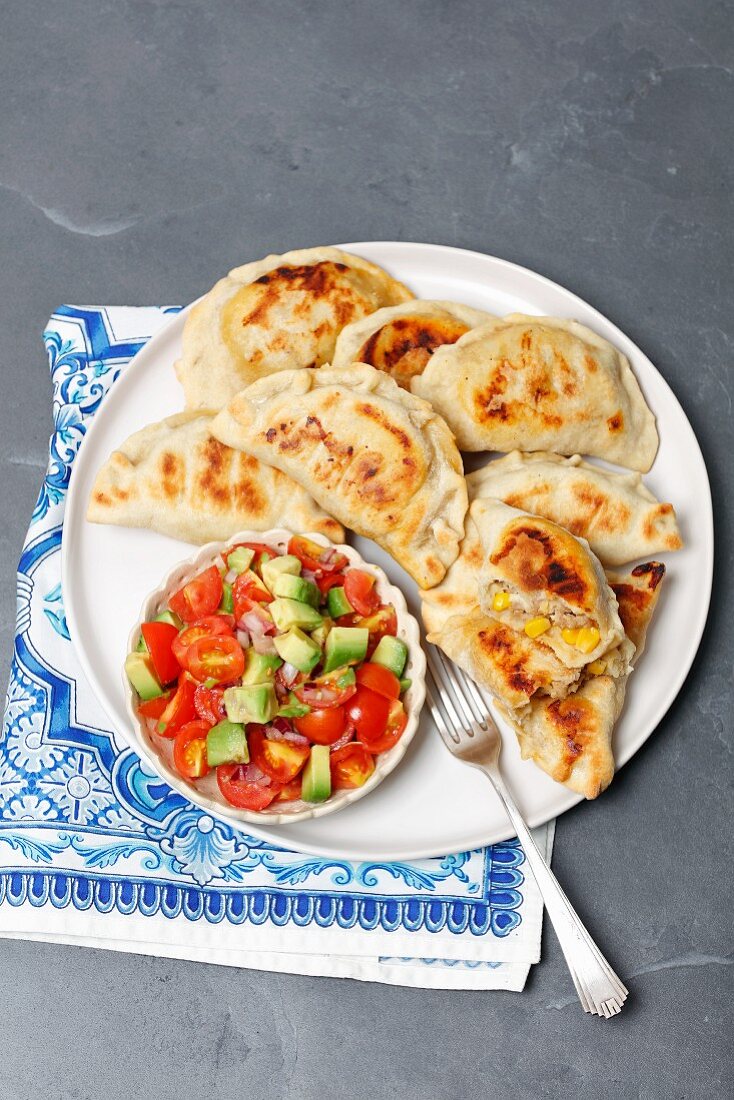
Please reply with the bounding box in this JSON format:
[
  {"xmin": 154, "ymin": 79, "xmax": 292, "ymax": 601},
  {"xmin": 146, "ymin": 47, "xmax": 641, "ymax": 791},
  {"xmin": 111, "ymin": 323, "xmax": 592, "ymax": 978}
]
[{"xmin": 126, "ymin": 536, "xmax": 410, "ymax": 811}]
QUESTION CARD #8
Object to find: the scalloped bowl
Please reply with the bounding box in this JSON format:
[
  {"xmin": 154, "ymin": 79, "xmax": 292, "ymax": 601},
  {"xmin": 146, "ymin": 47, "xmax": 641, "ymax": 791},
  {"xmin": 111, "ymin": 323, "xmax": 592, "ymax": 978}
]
[{"xmin": 124, "ymin": 528, "xmax": 426, "ymax": 830}]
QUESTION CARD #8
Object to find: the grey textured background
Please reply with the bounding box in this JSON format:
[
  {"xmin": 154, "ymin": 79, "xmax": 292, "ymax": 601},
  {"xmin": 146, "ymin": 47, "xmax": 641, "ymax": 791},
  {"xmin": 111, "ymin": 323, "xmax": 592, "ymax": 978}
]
[{"xmin": 1, "ymin": 1, "xmax": 732, "ymax": 1097}]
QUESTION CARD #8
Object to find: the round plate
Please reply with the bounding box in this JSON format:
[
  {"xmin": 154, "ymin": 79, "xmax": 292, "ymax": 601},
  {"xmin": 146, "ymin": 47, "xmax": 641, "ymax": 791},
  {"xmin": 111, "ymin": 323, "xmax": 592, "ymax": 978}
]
[{"xmin": 62, "ymin": 242, "xmax": 713, "ymax": 861}]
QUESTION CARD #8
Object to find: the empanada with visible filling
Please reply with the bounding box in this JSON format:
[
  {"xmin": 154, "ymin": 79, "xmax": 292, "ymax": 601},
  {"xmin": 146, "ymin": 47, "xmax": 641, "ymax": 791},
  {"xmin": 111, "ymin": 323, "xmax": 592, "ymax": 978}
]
[
  {"xmin": 178, "ymin": 246, "xmax": 413, "ymax": 409},
  {"xmin": 505, "ymin": 561, "xmax": 665, "ymax": 798},
  {"xmin": 331, "ymin": 299, "xmax": 495, "ymax": 388},
  {"xmin": 473, "ymin": 498, "xmax": 624, "ymax": 667},
  {"xmin": 211, "ymin": 364, "xmax": 468, "ymax": 588},
  {"xmin": 87, "ymin": 412, "xmax": 344, "ymax": 546},
  {"xmin": 467, "ymin": 451, "xmax": 681, "ymax": 567},
  {"xmin": 411, "ymin": 314, "xmax": 658, "ymax": 471}
]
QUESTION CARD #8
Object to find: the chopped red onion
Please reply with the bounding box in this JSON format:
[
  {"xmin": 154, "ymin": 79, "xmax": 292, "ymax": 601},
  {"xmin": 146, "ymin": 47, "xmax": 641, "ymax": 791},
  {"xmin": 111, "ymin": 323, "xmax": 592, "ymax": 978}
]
[
  {"xmin": 236, "ymin": 629, "xmax": 250, "ymax": 649},
  {"xmin": 225, "ymin": 568, "xmax": 238, "ymax": 585},
  {"xmin": 281, "ymin": 662, "xmax": 299, "ymax": 686},
  {"xmin": 330, "ymin": 726, "xmax": 355, "ymax": 752},
  {"xmin": 264, "ymin": 722, "xmax": 309, "ymax": 746},
  {"xmin": 241, "ymin": 611, "xmax": 266, "ymax": 635},
  {"xmin": 320, "ymin": 546, "xmax": 337, "ymax": 563},
  {"xmin": 252, "ymin": 632, "xmax": 277, "ymax": 655},
  {"xmin": 242, "ymin": 763, "xmax": 271, "ymax": 786}
]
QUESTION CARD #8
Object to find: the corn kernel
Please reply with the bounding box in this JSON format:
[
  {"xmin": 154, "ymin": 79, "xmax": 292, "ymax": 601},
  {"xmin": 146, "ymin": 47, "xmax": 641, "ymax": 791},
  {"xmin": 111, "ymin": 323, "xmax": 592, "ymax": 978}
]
[
  {"xmin": 575, "ymin": 626, "xmax": 601, "ymax": 654},
  {"xmin": 524, "ymin": 616, "xmax": 551, "ymax": 639},
  {"xmin": 561, "ymin": 627, "xmax": 580, "ymax": 646},
  {"xmin": 587, "ymin": 659, "xmax": 607, "ymax": 675},
  {"xmin": 492, "ymin": 590, "xmax": 511, "ymax": 612}
]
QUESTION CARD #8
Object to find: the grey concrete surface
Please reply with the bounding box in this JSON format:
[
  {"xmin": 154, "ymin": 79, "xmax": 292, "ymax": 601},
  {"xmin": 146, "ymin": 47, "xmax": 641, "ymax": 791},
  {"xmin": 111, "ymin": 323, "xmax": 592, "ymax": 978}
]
[{"xmin": 0, "ymin": 1, "xmax": 732, "ymax": 1097}]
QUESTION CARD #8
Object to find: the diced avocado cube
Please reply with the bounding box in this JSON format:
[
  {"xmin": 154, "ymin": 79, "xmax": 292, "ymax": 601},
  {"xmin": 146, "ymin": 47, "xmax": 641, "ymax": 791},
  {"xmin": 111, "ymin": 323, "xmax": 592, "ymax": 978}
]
[
  {"xmin": 227, "ymin": 546, "xmax": 255, "ymax": 575},
  {"xmin": 241, "ymin": 649, "xmax": 283, "ymax": 685},
  {"xmin": 277, "ymin": 693, "xmax": 311, "ymax": 718},
  {"xmin": 399, "ymin": 677, "xmax": 412, "ymax": 693},
  {"xmin": 310, "ymin": 618, "xmax": 332, "ymax": 648},
  {"xmin": 135, "ymin": 634, "xmax": 147, "ymax": 653},
  {"xmin": 270, "ymin": 597, "xmax": 323, "ymax": 632},
  {"xmin": 371, "ymin": 635, "xmax": 408, "ymax": 678},
  {"xmin": 155, "ymin": 609, "xmax": 183, "ymax": 629},
  {"xmin": 206, "ymin": 720, "xmax": 249, "ymax": 767},
  {"xmin": 219, "ymin": 580, "xmax": 234, "ymax": 615},
  {"xmin": 274, "ymin": 627, "xmax": 321, "ymax": 674},
  {"xmin": 261, "ymin": 553, "xmax": 301, "ymax": 593},
  {"xmin": 322, "ymin": 626, "xmax": 369, "ymax": 674},
  {"xmin": 272, "ymin": 573, "xmax": 320, "ymax": 607},
  {"xmin": 125, "ymin": 651, "xmax": 164, "ymax": 701},
  {"xmin": 335, "ymin": 667, "xmax": 356, "ymax": 690},
  {"xmin": 224, "ymin": 684, "xmax": 277, "ymax": 724},
  {"xmin": 301, "ymin": 744, "xmax": 332, "ymax": 803},
  {"xmin": 327, "ymin": 585, "xmax": 354, "ymax": 618}
]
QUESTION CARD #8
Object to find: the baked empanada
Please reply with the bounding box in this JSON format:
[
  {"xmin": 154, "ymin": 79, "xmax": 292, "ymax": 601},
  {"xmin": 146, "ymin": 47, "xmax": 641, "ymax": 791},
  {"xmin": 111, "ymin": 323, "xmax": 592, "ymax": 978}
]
[
  {"xmin": 178, "ymin": 246, "xmax": 413, "ymax": 409},
  {"xmin": 331, "ymin": 300, "xmax": 494, "ymax": 388},
  {"xmin": 211, "ymin": 364, "xmax": 468, "ymax": 587},
  {"xmin": 468, "ymin": 451, "xmax": 681, "ymax": 566},
  {"xmin": 87, "ymin": 412, "xmax": 344, "ymax": 545},
  {"xmin": 505, "ymin": 562, "xmax": 665, "ymax": 798},
  {"xmin": 411, "ymin": 315, "xmax": 658, "ymax": 471},
  {"xmin": 473, "ymin": 499, "xmax": 624, "ymax": 667}
]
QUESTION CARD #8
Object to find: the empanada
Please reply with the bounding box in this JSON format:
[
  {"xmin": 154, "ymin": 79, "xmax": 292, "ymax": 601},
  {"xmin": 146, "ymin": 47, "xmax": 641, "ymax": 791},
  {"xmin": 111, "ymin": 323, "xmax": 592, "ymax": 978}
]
[
  {"xmin": 411, "ymin": 314, "xmax": 658, "ymax": 471},
  {"xmin": 505, "ymin": 561, "xmax": 665, "ymax": 798},
  {"xmin": 211, "ymin": 364, "xmax": 468, "ymax": 587},
  {"xmin": 468, "ymin": 451, "xmax": 681, "ymax": 566},
  {"xmin": 331, "ymin": 300, "xmax": 494, "ymax": 388},
  {"xmin": 87, "ymin": 412, "xmax": 345, "ymax": 545},
  {"xmin": 178, "ymin": 246, "xmax": 413, "ymax": 409},
  {"xmin": 473, "ymin": 499, "xmax": 624, "ymax": 667}
]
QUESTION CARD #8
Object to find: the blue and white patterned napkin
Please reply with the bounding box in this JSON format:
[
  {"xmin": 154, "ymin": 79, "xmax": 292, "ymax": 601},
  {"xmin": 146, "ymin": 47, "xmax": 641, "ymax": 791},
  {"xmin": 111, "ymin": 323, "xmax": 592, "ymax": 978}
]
[{"xmin": 0, "ymin": 306, "xmax": 552, "ymax": 990}]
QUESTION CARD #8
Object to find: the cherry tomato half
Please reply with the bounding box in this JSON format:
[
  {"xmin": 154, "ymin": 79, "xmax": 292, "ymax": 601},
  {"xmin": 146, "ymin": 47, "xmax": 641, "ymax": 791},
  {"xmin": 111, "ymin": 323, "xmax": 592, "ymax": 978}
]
[
  {"xmin": 287, "ymin": 535, "xmax": 348, "ymax": 575},
  {"xmin": 172, "ymin": 614, "xmax": 234, "ymax": 667},
  {"xmin": 355, "ymin": 605, "xmax": 398, "ymax": 657},
  {"xmin": 186, "ymin": 635, "xmax": 245, "ymax": 684},
  {"xmin": 316, "ymin": 572, "xmax": 346, "ymax": 596},
  {"xmin": 173, "ymin": 720, "xmax": 211, "ymax": 780},
  {"xmin": 358, "ymin": 698, "xmax": 407, "ymax": 754},
  {"xmin": 232, "ymin": 572, "xmax": 273, "ymax": 620},
  {"xmin": 169, "ymin": 566, "xmax": 223, "ymax": 623},
  {"xmin": 356, "ymin": 662, "xmax": 400, "ymax": 700},
  {"xmin": 140, "ymin": 621, "xmax": 181, "ymax": 685},
  {"xmin": 249, "ymin": 726, "xmax": 310, "ymax": 783},
  {"xmin": 346, "ymin": 686, "xmax": 390, "ymax": 743},
  {"xmin": 343, "ymin": 570, "xmax": 379, "ymax": 617},
  {"xmin": 330, "ymin": 743, "xmax": 375, "ymax": 790},
  {"xmin": 274, "ymin": 777, "xmax": 303, "ymax": 803},
  {"xmin": 294, "ymin": 670, "xmax": 356, "ymax": 709},
  {"xmin": 193, "ymin": 684, "xmax": 227, "ymax": 726},
  {"xmin": 216, "ymin": 764, "xmax": 280, "ymax": 810},
  {"xmin": 157, "ymin": 675, "xmax": 198, "ymax": 738},
  {"xmin": 137, "ymin": 688, "xmax": 174, "ymax": 721},
  {"xmin": 294, "ymin": 706, "xmax": 347, "ymax": 745}
]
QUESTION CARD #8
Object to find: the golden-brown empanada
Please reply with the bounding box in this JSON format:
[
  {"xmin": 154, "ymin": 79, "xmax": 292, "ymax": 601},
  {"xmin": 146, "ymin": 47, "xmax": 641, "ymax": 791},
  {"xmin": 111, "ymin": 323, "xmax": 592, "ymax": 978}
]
[
  {"xmin": 331, "ymin": 299, "xmax": 494, "ymax": 388},
  {"xmin": 467, "ymin": 451, "xmax": 681, "ymax": 566},
  {"xmin": 178, "ymin": 247, "xmax": 413, "ymax": 409},
  {"xmin": 411, "ymin": 315, "xmax": 658, "ymax": 471},
  {"xmin": 211, "ymin": 364, "xmax": 468, "ymax": 588},
  {"xmin": 87, "ymin": 412, "xmax": 344, "ymax": 545}
]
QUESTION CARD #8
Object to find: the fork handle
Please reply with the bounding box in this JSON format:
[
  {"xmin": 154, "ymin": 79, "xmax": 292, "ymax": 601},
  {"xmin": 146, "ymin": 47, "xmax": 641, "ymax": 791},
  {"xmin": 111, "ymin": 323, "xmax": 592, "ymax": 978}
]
[{"xmin": 479, "ymin": 764, "xmax": 628, "ymax": 1017}]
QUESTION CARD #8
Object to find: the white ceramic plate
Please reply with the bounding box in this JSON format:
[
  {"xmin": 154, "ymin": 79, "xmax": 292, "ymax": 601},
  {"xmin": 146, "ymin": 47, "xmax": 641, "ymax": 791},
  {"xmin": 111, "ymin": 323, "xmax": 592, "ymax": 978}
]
[{"xmin": 62, "ymin": 242, "xmax": 713, "ymax": 861}]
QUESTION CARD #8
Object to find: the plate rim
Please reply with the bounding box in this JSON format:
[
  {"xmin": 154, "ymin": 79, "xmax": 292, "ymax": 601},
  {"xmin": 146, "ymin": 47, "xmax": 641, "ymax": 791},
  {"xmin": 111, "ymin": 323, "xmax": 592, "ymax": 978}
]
[{"xmin": 61, "ymin": 240, "xmax": 714, "ymax": 860}]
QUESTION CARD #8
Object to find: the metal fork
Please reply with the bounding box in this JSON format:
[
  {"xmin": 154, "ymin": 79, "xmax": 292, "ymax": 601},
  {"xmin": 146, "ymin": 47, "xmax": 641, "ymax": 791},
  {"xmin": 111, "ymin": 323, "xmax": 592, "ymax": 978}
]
[{"xmin": 427, "ymin": 646, "xmax": 628, "ymax": 1018}]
